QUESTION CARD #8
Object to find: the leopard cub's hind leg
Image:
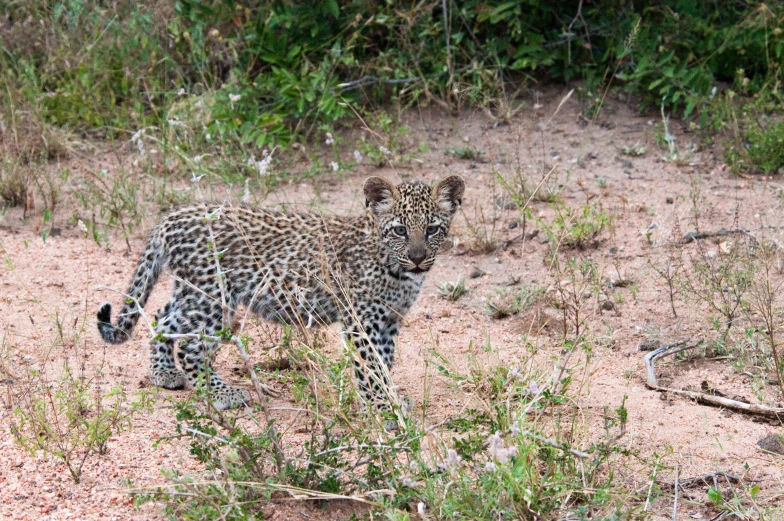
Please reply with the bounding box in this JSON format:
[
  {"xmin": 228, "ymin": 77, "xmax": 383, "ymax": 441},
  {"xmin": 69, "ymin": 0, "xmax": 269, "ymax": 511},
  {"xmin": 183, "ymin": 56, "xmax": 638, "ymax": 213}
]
[
  {"xmin": 176, "ymin": 302, "xmax": 250, "ymax": 410},
  {"xmin": 149, "ymin": 299, "xmax": 187, "ymax": 390}
]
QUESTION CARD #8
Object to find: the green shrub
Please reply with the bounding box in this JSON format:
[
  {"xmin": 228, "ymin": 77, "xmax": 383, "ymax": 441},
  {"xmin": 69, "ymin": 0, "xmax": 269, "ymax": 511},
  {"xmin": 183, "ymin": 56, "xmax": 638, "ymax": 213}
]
[
  {"xmin": 741, "ymin": 121, "xmax": 784, "ymax": 174},
  {"xmin": 4, "ymin": 1, "xmax": 782, "ymax": 146}
]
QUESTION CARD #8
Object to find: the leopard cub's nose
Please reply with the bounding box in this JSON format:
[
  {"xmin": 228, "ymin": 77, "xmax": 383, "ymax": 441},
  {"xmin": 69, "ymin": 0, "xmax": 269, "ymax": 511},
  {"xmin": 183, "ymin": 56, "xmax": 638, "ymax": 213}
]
[{"xmin": 409, "ymin": 247, "xmax": 427, "ymax": 266}]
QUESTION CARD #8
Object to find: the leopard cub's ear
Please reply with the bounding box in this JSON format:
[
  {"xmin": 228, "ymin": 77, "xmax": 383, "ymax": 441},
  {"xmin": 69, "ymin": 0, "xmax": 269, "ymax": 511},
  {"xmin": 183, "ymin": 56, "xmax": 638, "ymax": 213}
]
[
  {"xmin": 431, "ymin": 176, "xmax": 465, "ymax": 216},
  {"xmin": 364, "ymin": 176, "xmax": 399, "ymax": 214}
]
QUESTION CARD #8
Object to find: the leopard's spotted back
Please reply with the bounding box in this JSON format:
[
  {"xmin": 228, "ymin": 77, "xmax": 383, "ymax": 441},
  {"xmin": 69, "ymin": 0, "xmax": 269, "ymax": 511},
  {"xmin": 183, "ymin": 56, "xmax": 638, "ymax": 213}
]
[{"xmin": 97, "ymin": 176, "xmax": 464, "ymax": 411}]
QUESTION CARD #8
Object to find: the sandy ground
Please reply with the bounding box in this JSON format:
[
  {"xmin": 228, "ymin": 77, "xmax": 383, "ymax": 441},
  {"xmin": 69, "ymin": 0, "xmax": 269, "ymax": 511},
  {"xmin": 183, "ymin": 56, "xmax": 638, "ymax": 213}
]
[{"xmin": 1, "ymin": 89, "xmax": 783, "ymax": 520}]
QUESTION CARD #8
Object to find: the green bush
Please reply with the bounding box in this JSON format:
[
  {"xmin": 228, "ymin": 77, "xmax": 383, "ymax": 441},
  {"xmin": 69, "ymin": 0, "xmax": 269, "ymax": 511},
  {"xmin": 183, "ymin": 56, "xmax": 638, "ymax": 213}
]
[
  {"xmin": 3, "ymin": 1, "xmax": 782, "ymax": 148},
  {"xmin": 742, "ymin": 121, "xmax": 784, "ymax": 174}
]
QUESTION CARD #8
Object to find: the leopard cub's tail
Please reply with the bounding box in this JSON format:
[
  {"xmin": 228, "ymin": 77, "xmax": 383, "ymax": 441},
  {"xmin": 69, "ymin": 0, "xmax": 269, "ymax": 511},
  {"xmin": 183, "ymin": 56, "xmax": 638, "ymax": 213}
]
[{"xmin": 97, "ymin": 229, "xmax": 165, "ymax": 344}]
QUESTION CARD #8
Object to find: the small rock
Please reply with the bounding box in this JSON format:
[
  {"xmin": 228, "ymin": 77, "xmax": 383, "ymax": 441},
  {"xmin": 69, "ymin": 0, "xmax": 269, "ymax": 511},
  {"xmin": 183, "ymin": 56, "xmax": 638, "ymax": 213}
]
[
  {"xmin": 757, "ymin": 433, "xmax": 784, "ymax": 456},
  {"xmin": 601, "ymin": 300, "xmax": 614, "ymax": 311},
  {"xmin": 609, "ymin": 247, "xmax": 617, "ymax": 254},
  {"xmin": 582, "ymin": 291, "xmax": 592, "ymax": 299},
  {"xmin": 508, "ymin": 220, "xmax": 519, "ymax": 229},
  {"xmin": 638, "ymin": 340, "xmax": 661, "ymax": 352},
  {"xmin": 666, "ymin": 197, "xmax": 674, "ymax": 204},
  {"xmin": 537, "ymin": 235, "xmax": 549, "ymax": 244},
  {"xmin": 682, "ymin": 231, "xmax": 700, "ymax": 243},
  {"xmin": 469, "ymin": 268, "xmax": 485, "ymax": 279}
]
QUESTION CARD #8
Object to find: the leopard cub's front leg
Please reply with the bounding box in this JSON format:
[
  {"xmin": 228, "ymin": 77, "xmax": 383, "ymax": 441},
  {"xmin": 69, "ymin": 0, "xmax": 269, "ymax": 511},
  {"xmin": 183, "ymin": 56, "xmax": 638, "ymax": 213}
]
[{"xmin": 344, "ymin": 309, "xmax": 411, "ymax": 422}]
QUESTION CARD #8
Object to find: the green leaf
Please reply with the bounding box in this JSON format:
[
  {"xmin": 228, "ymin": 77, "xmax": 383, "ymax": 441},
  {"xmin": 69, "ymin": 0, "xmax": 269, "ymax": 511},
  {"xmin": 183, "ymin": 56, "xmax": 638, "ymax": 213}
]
[
  {"xmin": 325, "ymin": 0, "xmax": 339, "ymax": 19},
  {"xmin": 707, "ymin": 487, "xmax": 723, "ymax": 505}
]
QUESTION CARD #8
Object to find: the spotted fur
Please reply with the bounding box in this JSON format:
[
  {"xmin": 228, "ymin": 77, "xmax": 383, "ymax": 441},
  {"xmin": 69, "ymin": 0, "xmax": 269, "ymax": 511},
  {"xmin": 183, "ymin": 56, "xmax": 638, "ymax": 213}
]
[{"xmin": 97, "ymin": 176, "xmax": 465, "ymax": 411}]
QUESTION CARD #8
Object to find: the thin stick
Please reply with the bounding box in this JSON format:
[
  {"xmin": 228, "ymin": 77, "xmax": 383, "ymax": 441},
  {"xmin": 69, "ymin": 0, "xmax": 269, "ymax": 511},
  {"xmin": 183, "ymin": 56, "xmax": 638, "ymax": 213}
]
[
  {"xmin": 644, "ymin": 459, "xmax": 660, "ymax": 512},
  {"xmin": 672, "ymin": 464, "xmax": 679, "ymax": 521},
  {"xmin": 645, "ymin": 340, "xmax": 784, "ymax": 418}
]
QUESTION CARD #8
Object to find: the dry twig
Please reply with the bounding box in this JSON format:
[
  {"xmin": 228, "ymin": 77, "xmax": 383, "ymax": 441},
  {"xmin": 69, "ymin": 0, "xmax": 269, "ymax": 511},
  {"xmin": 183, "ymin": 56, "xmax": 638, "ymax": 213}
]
[{"xmin": 644, "ymin": 340, "xmax": 784, "ymax": 418}]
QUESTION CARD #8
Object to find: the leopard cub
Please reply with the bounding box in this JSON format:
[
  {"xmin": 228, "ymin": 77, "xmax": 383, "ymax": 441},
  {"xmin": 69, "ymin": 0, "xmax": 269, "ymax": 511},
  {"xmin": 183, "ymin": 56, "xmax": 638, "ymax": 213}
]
[{"xmin": 97, "ymin": 175, "xmax": 465, "ymax": 411}]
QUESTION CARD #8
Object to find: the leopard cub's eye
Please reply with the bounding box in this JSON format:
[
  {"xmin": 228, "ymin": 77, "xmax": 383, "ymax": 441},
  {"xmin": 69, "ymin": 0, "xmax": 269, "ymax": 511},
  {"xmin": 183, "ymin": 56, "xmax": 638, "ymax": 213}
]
[
  {"xmin": 393, "ymin": 225, "xmax": 408, "ymax": 236},
  {"xmin": 426, "ymin": 224, "xmax": 439, "ymax": 236}
]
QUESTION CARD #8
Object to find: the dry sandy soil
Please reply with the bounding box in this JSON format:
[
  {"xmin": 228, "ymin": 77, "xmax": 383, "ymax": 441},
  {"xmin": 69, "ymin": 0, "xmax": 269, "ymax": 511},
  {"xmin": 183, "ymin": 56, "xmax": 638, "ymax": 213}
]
[{"xmin": 1, "ymin": 88, "xmax": 783, "ymax": 520}]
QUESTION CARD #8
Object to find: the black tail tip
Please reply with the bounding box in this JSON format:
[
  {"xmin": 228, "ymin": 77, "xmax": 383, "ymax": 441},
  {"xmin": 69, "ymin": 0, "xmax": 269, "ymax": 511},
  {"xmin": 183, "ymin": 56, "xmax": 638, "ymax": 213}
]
[{"xmin": 97, "ymin": 302, "xmax": 112, "ymax": 324}]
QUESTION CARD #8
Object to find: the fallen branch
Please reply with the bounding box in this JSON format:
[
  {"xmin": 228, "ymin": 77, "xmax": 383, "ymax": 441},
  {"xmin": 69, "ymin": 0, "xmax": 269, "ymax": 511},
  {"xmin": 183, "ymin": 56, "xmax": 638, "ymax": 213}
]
[
  {"xmin": 644, "ymin": 340, "xmax": 784, "ymax": 419},
  {"xmin": 680, "ymin": 224, "xmax": 783, "ymax": 244},
  {"xmin": 677, "ymin": 471, "xmax": 740, "ymax": 489}
]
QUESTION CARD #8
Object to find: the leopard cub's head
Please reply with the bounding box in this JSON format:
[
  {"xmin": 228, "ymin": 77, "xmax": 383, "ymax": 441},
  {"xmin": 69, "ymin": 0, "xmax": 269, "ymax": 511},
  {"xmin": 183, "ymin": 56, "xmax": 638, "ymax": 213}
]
[{"xmin": 364, "ymin": 175, "xmax": 465, "ymax": 274}]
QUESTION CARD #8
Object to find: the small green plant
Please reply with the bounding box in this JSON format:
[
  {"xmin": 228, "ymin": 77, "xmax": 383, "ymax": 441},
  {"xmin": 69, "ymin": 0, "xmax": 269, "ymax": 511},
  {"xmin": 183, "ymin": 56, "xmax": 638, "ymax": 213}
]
[
  {"xmin": 445, "ymin": 146, "xmax": 484, "ymax": 161},
  {"xmin": 74, "ymin": 167, "xmax": 143, "ymax": 251},
  {"xmin": 10, "ymin": 361, "xmax": 150, "ymax": 483},
  {"xmin": 485, "ymin": 285, "xmax": 543, "ymax": 319},
  {"xmin": 739, "ymin": 120, "xmax": 784, "ymax": 174},
  {"xmin": 543, "ymin": 201, "xmax": 613, "ymax": 250},
  {"xmin": 619, "ymin": 141, "xmax": 647, "ymax": 157},
  {"xmin": 438, "ymin": 279, "xmax": 468, "ymax": 301}
]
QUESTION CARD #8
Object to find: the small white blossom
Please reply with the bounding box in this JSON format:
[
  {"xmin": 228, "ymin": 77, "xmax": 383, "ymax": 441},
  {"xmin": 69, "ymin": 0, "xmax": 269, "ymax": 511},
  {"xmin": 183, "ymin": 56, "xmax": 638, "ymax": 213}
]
[
  {"xmin": 205, "ymin": 133, "xmax": 211, "ymax": 140},
  {"xmin": 325, "ymin": 132, "xmax": 334, "ymax": 145},
  {"xmin": 242, "ymin": 178, "xmax": 251, "ymax": 203},
  {"xmin": 77, "ymin": 220, "xmax": 88, "ymax": 235},
  {"xmin": 329, "ymin": 161, "xmax": 339, "ymax": 172},
  {"xmin": 379, "ymin": 145, "xmax": 391, "ymax": 155},
  {"xmin": 177, "ymin": 88, "xmax": 186, "ymax": 96},
  {"xmin": 229, "ymin": 93, "xmax": 242, "ymax": 103},
  {"xmin": 417, "ymin": 502, "xmax": 426, "ymax": 519},
  {"xmin": 484, "ymin": 461, "xmax": 498, "ymax": 472},
  {"xmin": 168, "ymin": 119, "xmax": 186, "ymax": 128},
  {"xmin": 488, "ymin": 432, "xmax": 518, "ymax": 464},
  {"xmin": 190, "ymin": 171, "xmax": 205, "ymax": 183},
  {"xmin": 524, "ymin": 381, "xmax": 540, "ymax": 396},
  {"xmin": 195, "ymin": 100, "xmax": 204, "ymax": 108},
  {"xmin": 130, "ymin": 128, "xmax": 146, "ymax": 155},
  {"xmin": 510, "ymin": 424, "xmax": 521, "ymax": 436},
  {"xmin": 401, "ymin": 476, "xmax": 418, "ymax": 488},
  {"xmin": 353, "ymin": 149, "xmax": 363, "ymax": 163},
  {"xmin": 193, "ymin": 154, "xmax": 205, "ymax": 164},
  {"xmin": 248, "ymin": 150, "xmax": 273, "ymax": 177}
]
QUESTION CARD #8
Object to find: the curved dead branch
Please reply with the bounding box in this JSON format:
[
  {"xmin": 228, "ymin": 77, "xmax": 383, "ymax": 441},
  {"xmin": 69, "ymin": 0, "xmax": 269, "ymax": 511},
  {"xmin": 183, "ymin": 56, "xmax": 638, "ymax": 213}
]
[{"xmin": 644, "ymin": 340, "xmax": 784, "ymax": 419}]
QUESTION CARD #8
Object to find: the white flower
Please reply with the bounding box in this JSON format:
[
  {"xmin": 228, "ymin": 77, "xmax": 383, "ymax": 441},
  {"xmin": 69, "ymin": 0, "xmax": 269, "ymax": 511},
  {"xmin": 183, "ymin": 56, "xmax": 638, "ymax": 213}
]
[
  {"xmin": 484, "ymin": 461, "xmax": 498, "ymax": 472},
  {"xmin": 401, "ymin": 476, "xmax": 417, "ymax": 488},
  {"xmin": 195, "ymin": 100, "xmax": 204, "ymax": 108},
  {"xmin": 193, "ymin": 155, "xmax": 205, "ymax": 164},
  {"xmin": 248, "ymin": 150, "xmax": 273, "ymax": 177},
  {"xmin": 168, "ymin": 119, "xmax": 186, "ymax": 128},
  {"xmin": 379, "ymin": 145, "xmax": 391, "ymax": 155},
  {"xmin": 205, "ymin": 133, "xmax": 211, "ymax": 140},
  {"xmin": 190, "ymin": 172, "xmax": 205, "ymax": 183},
  {"xmin": 353, "ymin": 149, "xmax": 362, "ymax": 163},
  {"xmin": 329, "ymin": 161, "xmax": 339, "ymax": 172},
  {"xmin": 130, "ymin": 128, "xmax": 146, "ymax": 155},
  {"xmin": 242, "ymin": 178, "xmax": 251, "ymax": 203},
  {"xmin": 510, "ymin": 424, "xmax": 521, "ymax": 436},
  {"xmin": 325, "ymin": 132, "xmax": 334, "ymax": 145},
  {"xmin": 177, "ymin": 88, "xmax": 186, "ymax": 96},
  {"xmin": 77, "ymin": 220, "xmax": 88, "ymax": 235},
  {"xmin": 524, "ymin": 381, "xmax": 540, "ymax": 396},
  {"xmin": 488, "ymin": 432, "xmax": 518, "ymax": 464},
  {"xmin": 417, "ymin": 502, "xmax": 426, "ymax": 519},
  {"xmin": 229, "ymin": 94, "xmax": 242, "ymax": 103}
]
